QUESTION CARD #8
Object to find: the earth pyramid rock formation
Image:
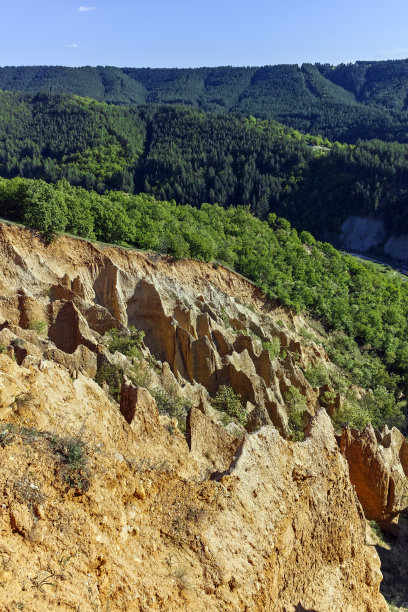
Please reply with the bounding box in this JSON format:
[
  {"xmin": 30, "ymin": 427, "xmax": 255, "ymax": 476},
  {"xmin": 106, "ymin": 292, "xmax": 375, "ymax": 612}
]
[
  {"xmin": 0, "ymin": 222, "xmax": 391, "ymax": 610},
  {"xmin": 338, "ymin": 424, "xmax": 408, "ymax": 533}
]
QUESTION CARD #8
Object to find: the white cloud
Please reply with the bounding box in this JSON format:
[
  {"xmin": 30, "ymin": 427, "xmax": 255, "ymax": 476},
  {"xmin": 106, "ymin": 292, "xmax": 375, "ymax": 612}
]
[
  {"xmin": 67, "ymin": 43, "xmax": 79, "ymax": 48},
  {"xmin": 78, "ymin": 6, "xmax": 96, "ymax": 12}
]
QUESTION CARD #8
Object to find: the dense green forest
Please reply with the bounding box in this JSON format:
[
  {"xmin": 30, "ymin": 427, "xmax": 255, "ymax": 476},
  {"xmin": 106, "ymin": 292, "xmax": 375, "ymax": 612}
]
[
  {"xmin": 0, "ymin": 175, "xmax": 407, "ymax": 431},
  {"xmin": 2, "ymin": 91, "xmax": 408, "ymax": 236},
  {"xmin": 3, "ymin": 61, "xmax": 408, "ymax": 142}
]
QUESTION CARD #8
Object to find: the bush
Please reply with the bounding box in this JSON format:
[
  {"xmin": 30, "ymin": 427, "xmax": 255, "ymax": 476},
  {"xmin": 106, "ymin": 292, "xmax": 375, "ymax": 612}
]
[
  {"xmin": 331, "ymin": 385, "xmax": 406, "ymax": 432},
  {"xmin": 152, "ymin": 387, "xmax": 191, "ymax": 433},
  {"xmin": 331, "ymin": 399, "xmax": 372, "ymax": 432},
  {"xmin": 212, "ymin": 385, "xmax": 247, "ymax": 426},
  {"xmin": 104, "ymin": 325, "xmax": 145, "ymax": 359},
  {"xmin": 262, "ymin": 337, "xmax": 280, "ymax": 360},
  {"xmin": 284, "ymin": 387, "xmax": 308, "ymax": 441},
  {"xmin": 304, "ymin": 363, "xmax": 330, "ymax": 387},
  {"xmin": 94, "ymin": 363, "xmax": 123, "ymax": 401},
  {"xmin": 22, "ymin": 180, "xmax": 68, "ymax": 240},
  {"xmin": 51, "ymin": 434, "xmax": 89, "ymax": 490}
]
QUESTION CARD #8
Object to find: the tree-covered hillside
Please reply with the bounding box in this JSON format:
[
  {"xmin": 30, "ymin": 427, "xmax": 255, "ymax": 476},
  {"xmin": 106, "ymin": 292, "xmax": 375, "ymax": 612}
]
[
  {"xmin": 3, "ymin": 61, "xmax": 408, "ymax": 142},
  {"xmin": 2, "ymin": 92, "xmax": 408, "ymax": 238}
]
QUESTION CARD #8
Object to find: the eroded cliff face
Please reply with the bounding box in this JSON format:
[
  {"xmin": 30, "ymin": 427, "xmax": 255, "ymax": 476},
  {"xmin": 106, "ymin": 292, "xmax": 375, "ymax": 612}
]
[
  {"xmin": 337, "ymin": 214, "xmax": 408, "ymax": 264},
  {"xmin": 0, "ymin": 223, "xmax": 331, "ymax": 436},
  {"xmin": 0, "ymin": 223, "xmax": 389, "ymax": 611}
]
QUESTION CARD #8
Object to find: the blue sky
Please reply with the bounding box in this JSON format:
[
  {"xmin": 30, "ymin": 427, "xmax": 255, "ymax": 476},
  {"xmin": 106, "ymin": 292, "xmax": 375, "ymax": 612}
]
[{"xmin": 1, "ymin": 0, "xmax": 408, "ymax": 68}]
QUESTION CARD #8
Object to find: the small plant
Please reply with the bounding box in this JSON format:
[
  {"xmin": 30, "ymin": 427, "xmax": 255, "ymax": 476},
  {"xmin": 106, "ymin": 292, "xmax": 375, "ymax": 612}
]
[
  {"xmin": 51, "ymin": 434, "xmax": 89, "ymax": 491},
  {"xmin": 86, "ymin": 580, "xmax": 110, "ymax": 612},
  {"xmin": 299, "ymin": 328, "xmax": 318, "ymax": 343},
  {"xmin": 279, "ymin": 348, "xmax": 287, "ymax": 360},
  {"xmin": 262, "ymin": 337, "xmax": 280, "ymax": 360},
  {"xmin": 104, "ymin": 326, "xmax": 145, "ymax": 359},
  {"xmin": 13, "ymin": 393, "xmax": 34, "ymax": 411},
  {"xmin": 166, "ymin": 289, "xmax": 178, "ymax": 301},
  {"xmin": 127, "ymin": 360, "xmax": 152, "ymax": 389},
  {"xmin": 131, "ymin": 457, "xmax": 170, "ymax": 472},
  {"xmin": 219, "ymin": 306, "xmax": 230, "ymax": 328},
  {"xmin": 212, "ymin": 385, "xmax": 247, "ymax": 426},
  {"xmin": 0, "ymin": 423, "xmax": 45, "ymax": 447},
  {"xmin": 31, "ymin": 555, "xmax": 72, "ymax": 592},
  {"xmin": 40, "ymin": 286, "xmax": 52, "ymax": 298},
  {"xmin": 152, "ymin": 387, "xmax": 191, "ymax": 433},
  {"xmin": 173, "ymin": 566, "xmax": 190, "ymax": 589},
  {"xmin": 94, "ymin": 363, "xmax": 123, "ymax": 401},
  {"xmin": 369, "ymin": 520, "xmax": 388, "ymax": 546},
  {"xmin": 308, "ymin": 318, "xmax": 327, "ymax": 337},
  {"xmin": 320, "ymin": 389, "xmax": 337, "ymax": 408},
  {"xmin": 0, "ymin": 343, "xmax": 6, "ymax": 354},
  {"xmin": 284, "ymin": 387, "xmax": 308, "ymax": 441},
  {"xmin": 28, "ymin": 320, "xmax": 48, "ymax": 335}
]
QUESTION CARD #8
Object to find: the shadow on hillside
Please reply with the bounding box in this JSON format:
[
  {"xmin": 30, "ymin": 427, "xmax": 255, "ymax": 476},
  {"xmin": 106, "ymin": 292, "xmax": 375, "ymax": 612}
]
[{"xmin": 376, "ymin": 509, "xmax": 408, "ymax": 609}]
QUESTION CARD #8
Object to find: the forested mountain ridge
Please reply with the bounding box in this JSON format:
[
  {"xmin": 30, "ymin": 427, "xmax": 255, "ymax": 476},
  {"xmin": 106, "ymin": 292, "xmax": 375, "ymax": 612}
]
[
  {"xmin": 3, "ymin": 61, "xmax": 408, "ymax": 141},
  {"xmin": 2, "ymin": 91, "xmax": 408, "ymax": 240}
]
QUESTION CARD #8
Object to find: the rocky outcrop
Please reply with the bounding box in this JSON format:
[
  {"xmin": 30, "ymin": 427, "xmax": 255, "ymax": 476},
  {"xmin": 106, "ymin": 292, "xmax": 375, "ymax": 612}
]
[
  {"xmin": 0, "ymin": 223, "xmax": 393, "ymax": 610},
  {"xmin": 338, "ymin": 424, "xmax": 408, "ymax": 533},
  {"xmin": 0, "ymin": 225, "xmax": 329, "ymax": 425},
  {"xmin": 209, "ymin": 410, "xmax": 387, "ymax": 611},
  {"xmin": 187, "ymin": 406, "xmax": 240, "ymax": 474},
  {"xmin": 120, "ymin": 379, "xmax": 160, "ymax": 436},
  {"xmin": 339, "ymin": 216, "xmax": 386, "ymax": 253},
  {"xmin": 0, "ymin": 353, "xmax": 388, "ymax": 611},
  {"xmin": 48, "ymin": 300, "xmax": 98, "ymax": 354},
  {"xmin": 384, "ymin": 234, "xmax": 408, "ymax": 262}
]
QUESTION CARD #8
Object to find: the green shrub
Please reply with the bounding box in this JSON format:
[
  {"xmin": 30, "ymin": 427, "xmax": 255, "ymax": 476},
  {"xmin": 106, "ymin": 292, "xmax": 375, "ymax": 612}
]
[
  {"xmin": 284, "ymin": 387, "xmax": 308, "ymax": 441},
  {"xmin": 304, "ymin": 363, "xmax": 330, "ymax": 387},
  {"xmin": 299, "ymin": 328, "xmax": 318, "ymax": 343},
  {"xmin": 219, "ymin": 306, "xmax": 230, "ymax": 328},
  {"xmin": 320, "ymin": 389, "xmax": 337, "ymax": 408},
  {"xmin": 262, "ymin": 337, "xmax": 280, "ymax": 360},
  {"xmin": 152, "ymin": 387, "xmax": 191, "ymax": 433},
  {"xmin": 29, "ymin": 320, "xmax": 48, "ymax": 335},
  {"xmin": 331, "ymin": 385, "xmax": 406, "ymax": 432},
  {"xmin": 94, "ymin": 363, "xmax": 123, "ymax": 401},
  {"xmin": 369, "ymin": 520, "xmax": 388, "ymax": 546},
  {"xmin": 212, "ymin": 385, "xmax": 247, "ymax": 426},
  {"xmin": 104, "ymin": 325, "xmax": 144, "ymax": 359},
  {"xmin": 331, "ymin": 399, "xmax": 372, "ymax": 432},
  {"xmin": 51, "ymin": 434, "xmax": 89, "ymax": 491},
  {"xmin": 362, "ymin": 386, "xmax": 406, "ymax": 430}
]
